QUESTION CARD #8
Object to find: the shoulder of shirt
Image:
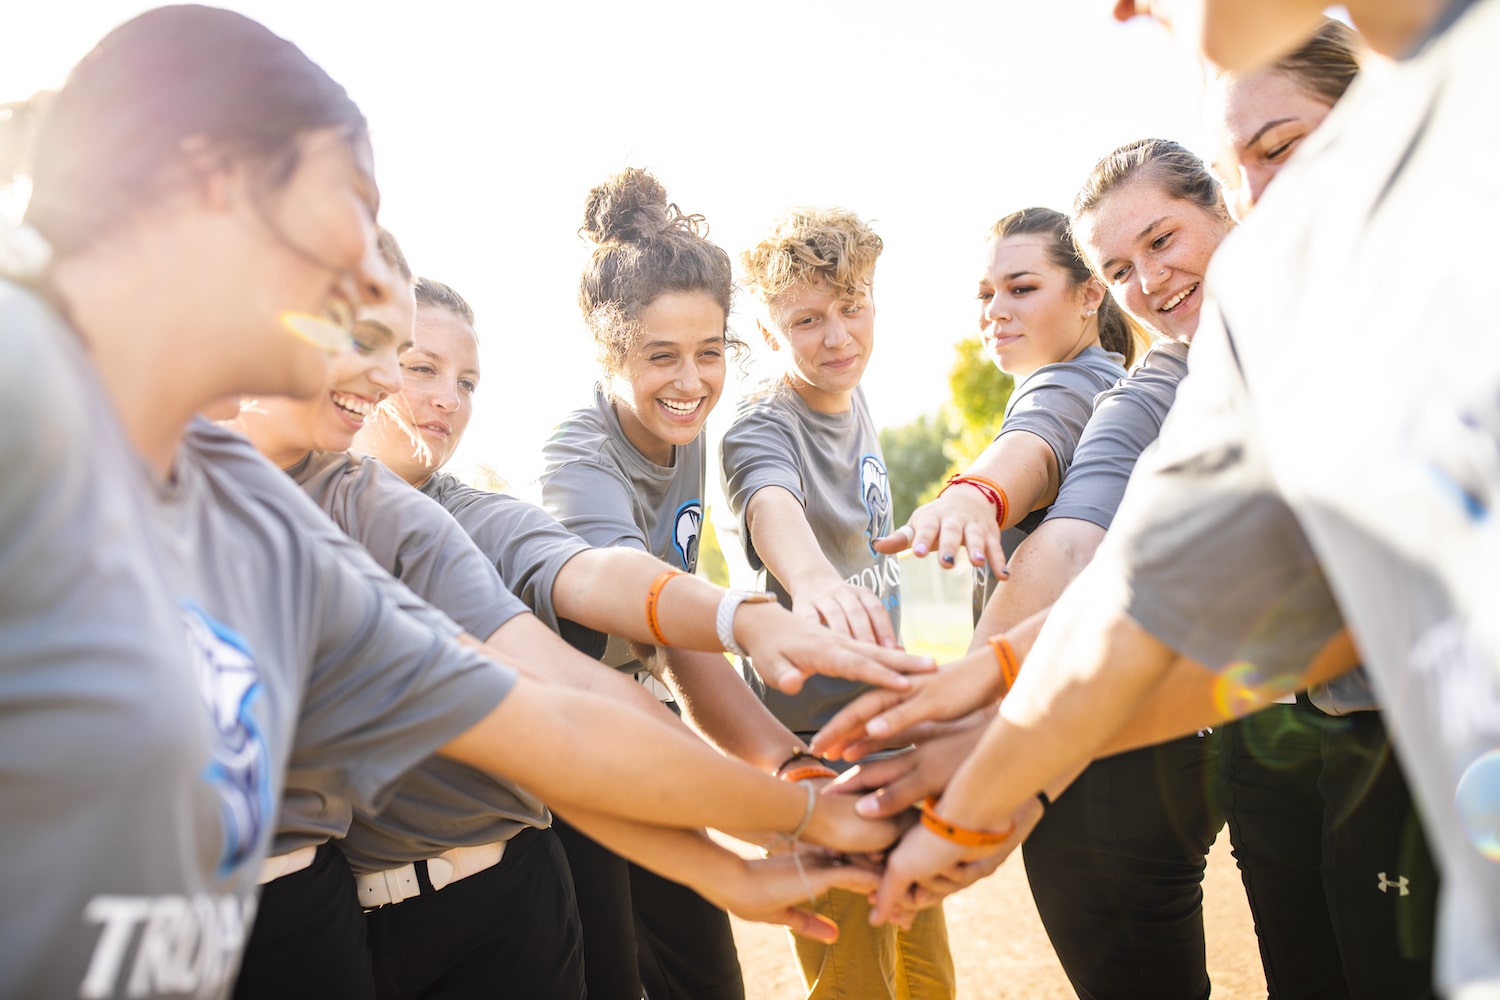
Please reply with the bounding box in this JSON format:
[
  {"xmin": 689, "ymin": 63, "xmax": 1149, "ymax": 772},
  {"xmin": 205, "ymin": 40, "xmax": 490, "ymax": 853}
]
[{"xmin": 731, "ymin": 377, "xmax": 797, "ymax": 415}]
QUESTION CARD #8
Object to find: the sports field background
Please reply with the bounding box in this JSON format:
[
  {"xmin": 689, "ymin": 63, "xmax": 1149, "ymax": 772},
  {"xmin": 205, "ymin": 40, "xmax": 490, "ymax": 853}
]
[{"xmin": 729, "ymin": 556, "xmax": 1267, "ymax": 999}]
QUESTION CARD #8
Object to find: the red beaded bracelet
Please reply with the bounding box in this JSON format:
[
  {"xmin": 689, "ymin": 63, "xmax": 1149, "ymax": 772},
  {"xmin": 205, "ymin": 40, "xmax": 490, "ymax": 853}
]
[{"xmin": 938, "ymin": 474, "xmax": 1010, "ymax": 533}]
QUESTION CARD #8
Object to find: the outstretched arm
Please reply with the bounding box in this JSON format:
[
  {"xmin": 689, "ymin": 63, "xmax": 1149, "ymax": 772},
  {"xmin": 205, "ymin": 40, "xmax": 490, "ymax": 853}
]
[
  {"xmin": 555, "ymin": 806, "xmax": 880, "ymax": 945},
  {"xmin": 549, "ymin": 545, "xmax": 931, "ymax": 694},
  {"xmin": 438, "ymin": 668, "xmax": 903, "ymax": 857},
  {"xmin": 874, "ymin": 430, "xmax": 1057, "ymax": 571},
  {"xmin": 745, "ymin": 486, "xmax": 896, "ymax": 646}
]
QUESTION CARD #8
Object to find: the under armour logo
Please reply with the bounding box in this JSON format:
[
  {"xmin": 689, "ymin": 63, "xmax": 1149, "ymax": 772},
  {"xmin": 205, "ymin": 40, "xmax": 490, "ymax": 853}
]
[{"xmin": 1377, "ymin": 872, "xmax": 1410, "ymax": 896}]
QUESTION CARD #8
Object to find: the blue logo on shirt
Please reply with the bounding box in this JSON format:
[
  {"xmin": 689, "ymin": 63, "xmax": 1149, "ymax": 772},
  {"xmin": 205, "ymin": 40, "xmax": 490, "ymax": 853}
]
[
  {"xmin": 859, "ymin": 454, "xmax": 893, "ymax": 555},
  {"xmin": 179, "ymin": 601, "xmax": 271, "ymax": 877},
  {"xmin": 674, "ymin": 501, "xmax": 703, "ymax": 571}
]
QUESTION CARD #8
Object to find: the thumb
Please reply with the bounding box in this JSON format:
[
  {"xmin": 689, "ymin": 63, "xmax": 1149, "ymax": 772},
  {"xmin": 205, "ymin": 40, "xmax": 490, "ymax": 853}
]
[{"xmin": 781, "ymin": 907, "xmax": 839, "ymax": 943}]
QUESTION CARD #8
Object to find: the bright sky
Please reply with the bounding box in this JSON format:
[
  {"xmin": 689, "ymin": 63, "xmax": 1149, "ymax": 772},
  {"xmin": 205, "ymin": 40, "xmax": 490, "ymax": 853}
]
[{"xmin": 2, "ymin": 1, "xmax": 1207, "ymax": 494}]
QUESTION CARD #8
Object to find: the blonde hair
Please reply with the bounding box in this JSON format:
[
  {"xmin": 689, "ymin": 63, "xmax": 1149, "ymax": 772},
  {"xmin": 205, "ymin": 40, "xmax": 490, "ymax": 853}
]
[{"xmin": 740, "ymin": 207, "xmax": 883, "ymax": 308}]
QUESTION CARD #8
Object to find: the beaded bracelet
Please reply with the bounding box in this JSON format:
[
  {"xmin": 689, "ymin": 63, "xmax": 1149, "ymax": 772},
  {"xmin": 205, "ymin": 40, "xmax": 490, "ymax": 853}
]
[
  {"xmin": 938, "ymin": 474, "xmax": 1010, "ymax": 533},
  {"xmin": 645, "ymin": 570, "xmax": 684, "ymax": 647},
  {"xmin": 919, "ymin": 796, "xmax": 1015, "ymax": 849},
  {"xmin": 987, "ymin": 633, "xmax": 1022, "ymax": 698}
]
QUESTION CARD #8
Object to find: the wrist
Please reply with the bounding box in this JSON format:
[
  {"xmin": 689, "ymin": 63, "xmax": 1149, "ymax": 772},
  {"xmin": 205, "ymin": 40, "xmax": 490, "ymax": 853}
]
[
  {"xmin": 731, "ymin": 600, "xmax": 782, "ymax": 657},
  {"xmin": 986, "ymin": 633, "xmax": 1022, "ymax": 699},
  {"xmin": 919, "ymin": 795, "xmax": 1014, "ymax": 850},
  {"xmin": 717, "ymin": 589, "xmax": 777, "ymax": 658},
  {"xmin": 938, "ymin": 474, "xmax": 1010, "ymax": 532},
  {"xmin": 774, "ymin": 748, "xmax": 837, "ymax": 783}
]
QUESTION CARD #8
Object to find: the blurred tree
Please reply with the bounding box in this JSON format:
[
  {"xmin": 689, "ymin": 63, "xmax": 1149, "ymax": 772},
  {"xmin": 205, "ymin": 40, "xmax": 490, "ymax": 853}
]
[
  {"xmin": 879, "ymin": 335, "xmax": 1015, "ymax": 523},
  {"xmin": 944, "ymin": 334, "xmax": 1014, "ymax": 474},
  {"xmin": 880, "ymin": 413, "xmax": 954, "ymax": 526}
]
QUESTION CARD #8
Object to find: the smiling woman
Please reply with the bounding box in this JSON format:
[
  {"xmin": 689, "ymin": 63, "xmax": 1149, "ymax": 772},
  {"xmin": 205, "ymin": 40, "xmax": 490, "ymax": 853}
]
[{"xmin": 539, "ymin": 166, "xmax": 751, "ymax": 1000}]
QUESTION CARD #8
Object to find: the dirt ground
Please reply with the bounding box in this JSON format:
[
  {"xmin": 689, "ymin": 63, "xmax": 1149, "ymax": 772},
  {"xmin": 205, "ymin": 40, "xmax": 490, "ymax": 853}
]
[{"xmin": 730, "ymin": 832, "xmax": 1266, "ymax": 1000}]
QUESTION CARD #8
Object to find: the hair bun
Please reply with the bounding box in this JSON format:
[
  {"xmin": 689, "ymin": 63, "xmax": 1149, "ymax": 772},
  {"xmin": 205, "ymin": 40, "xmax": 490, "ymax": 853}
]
[{"xmin": 579, "ymin": 167, "xmax": 678, "ymax": 245}]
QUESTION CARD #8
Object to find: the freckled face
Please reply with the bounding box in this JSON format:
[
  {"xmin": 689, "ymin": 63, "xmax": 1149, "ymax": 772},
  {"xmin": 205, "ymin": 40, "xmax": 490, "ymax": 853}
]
[
  {"xmin": 1075, "ymin": 178, "xmax": 1230, "ymax": 343},
  {"xmin": 765, "ymin": 280, "xmax": 874, "ymax": 414}
]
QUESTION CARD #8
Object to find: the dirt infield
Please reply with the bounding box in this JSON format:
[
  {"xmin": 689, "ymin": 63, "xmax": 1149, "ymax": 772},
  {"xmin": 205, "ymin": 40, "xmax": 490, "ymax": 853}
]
[{"xmin": 731, "ymin": 833, "xmax": 1266, "ymax": 999}]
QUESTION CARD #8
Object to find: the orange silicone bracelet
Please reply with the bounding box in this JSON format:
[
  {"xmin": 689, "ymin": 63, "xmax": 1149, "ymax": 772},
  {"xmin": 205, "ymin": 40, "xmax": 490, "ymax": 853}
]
[
  {"xmin": 779, "ymin": 764, "xmax": 838, "ymax": 783},
  {"xmin": 988, "ymin": 633, "xmax": 1022, "ymax": 698},
  {"xmin": 645, "ymin": 570, "xmax": 684, "ymax": 647},
  {"xmin": 919, "ymin": 796, "xmax": 1015, "ymax": 849}
]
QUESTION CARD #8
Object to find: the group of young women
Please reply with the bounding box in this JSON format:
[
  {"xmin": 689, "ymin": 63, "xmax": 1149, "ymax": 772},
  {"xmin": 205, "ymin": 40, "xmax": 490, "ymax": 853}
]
[{"xmin": 0, "ymin": 1, "xmax": 1488, "ymax": 999}]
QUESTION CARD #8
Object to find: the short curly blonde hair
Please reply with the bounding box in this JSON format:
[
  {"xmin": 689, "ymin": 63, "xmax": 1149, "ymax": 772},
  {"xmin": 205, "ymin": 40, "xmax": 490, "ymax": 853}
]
[{"xmin": 740, "ymin": 207, "xmax": 883, "ymax": 308}]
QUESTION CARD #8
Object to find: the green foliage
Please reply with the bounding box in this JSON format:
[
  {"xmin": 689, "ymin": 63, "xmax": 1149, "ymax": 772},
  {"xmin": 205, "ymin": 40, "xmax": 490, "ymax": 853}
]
[
  {"xmin": 944, "ymin": 335, "xmax": 1014, "ymax": 472},
  {"xmin": 879, "ymin": 413, "xmax": 955, "ymax": 525},
  {"xmin": 877, "ymin": 336, "xmax": 1015, "ymax": 524}
]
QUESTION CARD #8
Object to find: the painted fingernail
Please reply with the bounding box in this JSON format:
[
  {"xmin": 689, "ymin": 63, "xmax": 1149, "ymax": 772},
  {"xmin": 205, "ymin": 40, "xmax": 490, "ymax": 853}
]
[
  {"xmin": 856, "ymin": 795, "xmax": 880, "ymax": 816},
  {"xmin": 913, "ymin": 543, "xmax": 928, "ymax": 557},
  {"xmin": 974, "ymin": 552, "xmax": 987, "ymax": 564},
  {"xmin": 867, "ymin": 718, "xmax": 889, "ymax": 738},
  {"xmin": 940, "ymin": 552, "xmax": 955, "ymax": 566}
]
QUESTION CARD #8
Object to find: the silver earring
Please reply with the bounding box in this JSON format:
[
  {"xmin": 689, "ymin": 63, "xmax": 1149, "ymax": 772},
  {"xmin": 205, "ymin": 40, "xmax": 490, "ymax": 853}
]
[{"xmin": 1083, "ymin": 309, "xmax": 1096, "ymax": 317}]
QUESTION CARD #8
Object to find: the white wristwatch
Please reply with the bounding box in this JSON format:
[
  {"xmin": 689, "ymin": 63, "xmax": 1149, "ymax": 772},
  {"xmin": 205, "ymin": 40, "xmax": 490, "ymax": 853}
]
[{"xmin": 716, "ymin": 589, "xmax": 777, "ymax": 658}]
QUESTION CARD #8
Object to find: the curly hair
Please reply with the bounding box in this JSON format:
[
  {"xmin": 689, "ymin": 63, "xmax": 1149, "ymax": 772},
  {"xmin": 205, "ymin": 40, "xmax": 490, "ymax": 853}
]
[
  {"xmin": 740, "ymin": 207, "xmax": 884, "ymax": 308},
  {"xmin": 577, "ymin": 167, "xmax": 737, "ymax": 376}
]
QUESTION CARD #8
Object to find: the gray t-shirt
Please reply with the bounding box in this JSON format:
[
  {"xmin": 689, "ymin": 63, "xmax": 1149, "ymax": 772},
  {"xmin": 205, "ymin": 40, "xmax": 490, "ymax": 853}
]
[
  {"xmin": 1043, "ymin": 339, "xmax": 1190, "ymax": 531},
  {"xmin": 720, "ymin": 384, "xmax": 897, "ymax": 734},
  {"xmin": 290, "ymin": 450, "xmax": 528, "ymax": 640},
  {"xmin": 1101, "ymin": 328, "xmax": 1349, "ymax": 691},
  {"xmin": 419, "ymin": 470, "xmax": 601, "ymax": 656},
  {"xmin": 178, "ymin": 424, "xmax": 520, "ymax": 859},
  {"xmin": 282, "ymin": 452, "xmax": 549, "ymax": 872},
  {"xmin": 541, "ymin": 385, "xmax": 706, "ymax": 672},
  {"xmin": 0, "ymin": 281, "xmax": 515, "ymax": 999},
  {"xmin": 974, "ymin": 345, "xmax": 1126, "ymax": 617},
  {"xmin": 1100, "ymin": 1, "xmax": 1500, "ymax": 989}
]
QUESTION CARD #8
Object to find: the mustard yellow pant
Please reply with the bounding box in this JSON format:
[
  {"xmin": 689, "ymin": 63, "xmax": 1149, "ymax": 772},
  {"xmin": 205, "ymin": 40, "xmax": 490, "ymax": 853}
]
[{"xmin": 790, "ymin": 888, "xmax": 955, "ymax": 1000}]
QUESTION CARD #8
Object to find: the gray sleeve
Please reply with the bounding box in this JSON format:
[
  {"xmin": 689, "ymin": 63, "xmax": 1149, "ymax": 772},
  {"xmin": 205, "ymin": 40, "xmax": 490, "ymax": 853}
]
[
  {"xmin": 321, "ymin": 458, "xmax": 527, "ymax": 639},
  {"xmin": 999, "ymin": 364, "xmax": 1109, "ymax": 479},
  {"xmin": 289, "ymin": 555, "xmax": 520, "ymax": 816},
  {"xmin": 450, "ymin": 491, "xmax": 593, "ymax": 636},
  {"xmin": 1044, "ymin": 347, "xmax": 1187, "ymax": 530},
  {"xmin": 541, "ymin": 456, "xmax": 651, "ymax": 553},
  {"xmin": 720, "ymin": 402, "xmax": 803, "ymax": 573},
  {"xmin": 191, "ymin": 422, "xmax": 465, "ymax": 641},
  {"xmin": 1094, "ymin": 325, "xmax": 1347, "ymax": 680}
]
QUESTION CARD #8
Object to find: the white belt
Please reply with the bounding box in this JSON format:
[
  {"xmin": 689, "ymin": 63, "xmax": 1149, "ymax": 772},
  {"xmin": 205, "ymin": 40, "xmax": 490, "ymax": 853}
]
[
  {"xmin": 257, "ymin": 845, "xmax": 319, "ymax": 885},
  {"xmin": 355, "ymin": 840, "xmax": 507, "ymax": 909}
]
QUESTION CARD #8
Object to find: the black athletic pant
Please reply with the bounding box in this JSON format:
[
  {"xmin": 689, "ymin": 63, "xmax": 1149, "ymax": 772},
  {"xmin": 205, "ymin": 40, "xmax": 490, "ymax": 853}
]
[
  {"xmin": 554, "ymin": 816, "xmax": 744, "ymax": 1000},
  {"xmin": 364, "ymin": 826, "xmax": 586, "ymax": 1000},
  {"xmin": 1023, "ymin": 729, "xmax": 1223, "ymax": 1000},
  {"xmin": 233, "ymin": 842, "xmax": 376, "ymax": 1000},
  {"xmin": 1222, "ymin": 700, "xmax": 1438, "ymax": 1000}
]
